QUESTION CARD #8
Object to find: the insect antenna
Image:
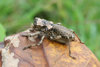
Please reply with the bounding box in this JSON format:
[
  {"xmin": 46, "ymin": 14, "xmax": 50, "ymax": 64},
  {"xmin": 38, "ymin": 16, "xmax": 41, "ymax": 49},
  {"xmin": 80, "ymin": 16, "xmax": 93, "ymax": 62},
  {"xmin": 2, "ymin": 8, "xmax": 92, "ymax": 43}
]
[
  {"xmin": 24, "ymin": 16, "xmax": 32, "ymax": 24},
  {"xmin": 5, "ymin": 16, "xmax": 32, "ymax": 50}
]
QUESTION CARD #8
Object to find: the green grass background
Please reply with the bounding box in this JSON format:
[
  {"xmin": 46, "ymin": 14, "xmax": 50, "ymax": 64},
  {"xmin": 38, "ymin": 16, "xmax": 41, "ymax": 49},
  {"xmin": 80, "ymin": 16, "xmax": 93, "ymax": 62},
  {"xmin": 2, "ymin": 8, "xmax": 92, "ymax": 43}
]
[{"xmin": 0, "ymin": 0, "xmax": 100, "ymax": 60}]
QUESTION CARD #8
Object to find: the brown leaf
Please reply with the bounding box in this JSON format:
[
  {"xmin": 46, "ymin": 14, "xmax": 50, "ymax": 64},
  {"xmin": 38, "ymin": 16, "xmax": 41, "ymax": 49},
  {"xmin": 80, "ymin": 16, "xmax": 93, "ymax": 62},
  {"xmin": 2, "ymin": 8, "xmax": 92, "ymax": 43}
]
[
  {"xmin": 0, "ymin": 29, "xmax": 100, "ymax": 67},
  {"xmin": 0, "ymin": 42, "xmax": 4, "ymax": 67}
]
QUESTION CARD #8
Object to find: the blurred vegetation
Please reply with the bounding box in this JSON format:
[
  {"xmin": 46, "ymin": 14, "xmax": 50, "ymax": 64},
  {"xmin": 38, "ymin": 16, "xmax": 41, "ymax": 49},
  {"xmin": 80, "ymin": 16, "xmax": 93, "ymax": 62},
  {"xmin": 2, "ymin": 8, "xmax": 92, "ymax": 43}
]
[
  {"xmin": 0, "ymin": 0, "xmax": 100, "ymax": 60},
  {"xmin": 0, "ymin": 23, "xmax": 6, "ymax": 41}
]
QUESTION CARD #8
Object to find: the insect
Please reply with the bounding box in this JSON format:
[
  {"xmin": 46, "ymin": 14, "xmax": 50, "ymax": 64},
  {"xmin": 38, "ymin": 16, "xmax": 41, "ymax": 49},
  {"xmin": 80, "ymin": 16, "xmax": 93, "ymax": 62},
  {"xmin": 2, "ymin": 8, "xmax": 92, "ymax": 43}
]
[{"xmin": 22, "ymin": 17, "xmax": 83, "ymax": 59}]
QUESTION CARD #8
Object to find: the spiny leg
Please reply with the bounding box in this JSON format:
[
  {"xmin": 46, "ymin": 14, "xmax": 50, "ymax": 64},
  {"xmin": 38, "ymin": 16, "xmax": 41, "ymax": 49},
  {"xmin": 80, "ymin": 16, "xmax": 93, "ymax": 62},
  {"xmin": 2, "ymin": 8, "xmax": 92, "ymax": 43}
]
[
  {"xmin": 23, "ymin": 35, "xmax": 45, "ymax": 50},
  {"xmin": 68, "ymin": 40, "xmax": 76, "ymax": 59},
  {"xmin": 70, "ymin": 29, "xmax": 84, "ymax": 44},
  {"xmin": 22, "ymin": 31, "xmax": 40, "ymax": 37},
  {"xmin": 50, "ymin": 35, "xmax": 62, "ymax": 40}
]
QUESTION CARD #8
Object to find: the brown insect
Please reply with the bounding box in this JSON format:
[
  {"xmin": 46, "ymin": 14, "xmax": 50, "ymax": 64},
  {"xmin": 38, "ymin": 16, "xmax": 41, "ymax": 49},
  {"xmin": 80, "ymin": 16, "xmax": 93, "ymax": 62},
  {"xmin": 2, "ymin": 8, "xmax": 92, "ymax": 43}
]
[{"xmin": 22, "ymin": 17, "xmax": 83, "ymax": 59}]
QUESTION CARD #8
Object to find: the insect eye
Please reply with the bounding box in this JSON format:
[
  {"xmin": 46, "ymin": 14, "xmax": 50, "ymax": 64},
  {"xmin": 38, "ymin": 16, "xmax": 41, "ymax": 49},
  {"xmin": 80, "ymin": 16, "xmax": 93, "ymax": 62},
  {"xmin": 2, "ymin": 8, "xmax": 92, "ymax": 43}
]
[{"xmin": 34, "ymin": 18, "xmax": 38, "ymax": 24}]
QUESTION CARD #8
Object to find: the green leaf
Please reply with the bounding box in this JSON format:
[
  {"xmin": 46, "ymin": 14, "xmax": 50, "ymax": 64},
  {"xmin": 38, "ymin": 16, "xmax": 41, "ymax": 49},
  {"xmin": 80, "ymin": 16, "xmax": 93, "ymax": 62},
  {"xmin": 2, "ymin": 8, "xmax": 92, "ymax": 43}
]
[{"xmin": 0, "ymin": 23, "xmax": 6, "ymax": 42}]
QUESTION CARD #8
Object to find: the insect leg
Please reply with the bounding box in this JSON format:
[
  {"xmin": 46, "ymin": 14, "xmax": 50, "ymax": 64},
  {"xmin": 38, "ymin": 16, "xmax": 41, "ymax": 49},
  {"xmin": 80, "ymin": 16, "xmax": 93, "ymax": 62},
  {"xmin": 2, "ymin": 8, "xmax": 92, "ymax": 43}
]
[
  {"xmin": 70, "ymin": 29, "xmax": 84, "ymax": 44},
  {"xmin": 23, "ymin": 35, "xmax": 45, "ymax": 50},
  {"xmin": 68, "ymin": 39, "xmax": 76, "ymax": 59},
  {"xmin": 54, "ymin": 36, "xmax": 62, "ymax": 39},
  {"xmin": 50, "ymin": 35, "xmax": 62, "ymax": 40},
  {"xmin": 22, "ymin": 31, "xmax": 40, "ymax": 37}
]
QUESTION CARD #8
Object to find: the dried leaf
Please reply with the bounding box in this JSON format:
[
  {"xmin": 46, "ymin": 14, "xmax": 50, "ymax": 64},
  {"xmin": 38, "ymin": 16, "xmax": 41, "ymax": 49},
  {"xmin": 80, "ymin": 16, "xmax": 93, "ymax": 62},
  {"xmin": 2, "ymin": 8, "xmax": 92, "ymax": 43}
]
[{"xmin": 0, "ymin": 29, "xmax": 100, "ymax": 67}]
